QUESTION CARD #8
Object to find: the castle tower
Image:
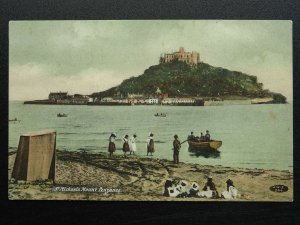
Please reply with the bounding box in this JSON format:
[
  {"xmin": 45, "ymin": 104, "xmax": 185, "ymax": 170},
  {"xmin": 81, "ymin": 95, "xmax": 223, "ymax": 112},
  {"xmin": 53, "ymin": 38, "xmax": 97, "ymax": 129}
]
[
  {"xmin": 159, "ymin": 47, "xmax": 200, "ymax": 65},
  {"xmin": 191, "ymin": 51, "xmax": 200, "ymax": 64},
  {"xmin": 159, "ymin": 54, "xmax": 164, "ymax": 63}
]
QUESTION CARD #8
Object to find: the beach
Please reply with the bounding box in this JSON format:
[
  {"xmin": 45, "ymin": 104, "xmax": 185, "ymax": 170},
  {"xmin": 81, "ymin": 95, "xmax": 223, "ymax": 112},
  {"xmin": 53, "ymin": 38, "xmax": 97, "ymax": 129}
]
[{"xmin": 8, "ymin": 150, "xmax": 293, "ymax": 201}]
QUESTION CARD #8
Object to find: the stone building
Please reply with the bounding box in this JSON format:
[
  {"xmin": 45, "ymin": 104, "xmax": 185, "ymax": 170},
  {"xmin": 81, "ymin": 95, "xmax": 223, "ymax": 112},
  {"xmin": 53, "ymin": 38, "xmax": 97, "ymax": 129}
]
[
  {"xmin": 145, "ymin": 98, "xmax": 159, "ymax": 104},
  {"xmin": 72, "ymin": 94, "xmax": 90, "ymax": 104},
  {"xmin": 159, "ymin": 47, "xmax": 200, "ymax": 65},
  {"xmin": 48, "ymin": 92, "xmax": 68, "ymax": 101}
]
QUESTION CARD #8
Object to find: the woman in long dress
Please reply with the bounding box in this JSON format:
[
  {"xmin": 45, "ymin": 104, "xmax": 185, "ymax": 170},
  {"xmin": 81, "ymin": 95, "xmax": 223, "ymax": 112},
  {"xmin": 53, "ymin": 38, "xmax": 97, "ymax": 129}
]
[
  {"xmin": 123, "ymin": 135, "xmax": 130, "ymax": 156},
  {"xmin": 146, "ymin": 133, "xmax": 155, "ymax": 156},
  {"xmin": 108, "ymin": 133, "xmax": 116, "ymax": 157},
  {"xmin": 129, "ymin": 134, "xmax": 137, "ymax": 155}
]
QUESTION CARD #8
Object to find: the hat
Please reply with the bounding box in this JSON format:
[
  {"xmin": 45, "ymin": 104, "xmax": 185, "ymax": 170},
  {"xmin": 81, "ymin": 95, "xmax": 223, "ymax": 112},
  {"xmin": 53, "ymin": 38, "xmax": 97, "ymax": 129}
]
[
  {"xmin": 111, "ymin": 132, "xmax": 116, "ymax": 137},
  {"xmin": 226, "ymin": 179, "xmax": 233, "ymax": 185},
  {"xmin": 191, "ymin": 182, "xmax": 199, "ymax": 190},
  {"xmin": 208, "ymin": 175, "xmax": 213, "ymax": 179}
]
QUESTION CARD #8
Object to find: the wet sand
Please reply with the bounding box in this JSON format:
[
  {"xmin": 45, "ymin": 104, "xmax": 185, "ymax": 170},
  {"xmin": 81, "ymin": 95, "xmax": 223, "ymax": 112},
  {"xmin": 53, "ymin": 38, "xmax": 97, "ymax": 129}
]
[{"xmin": 8, "ymin": 150, "xmax": 293, "ymax": 201}]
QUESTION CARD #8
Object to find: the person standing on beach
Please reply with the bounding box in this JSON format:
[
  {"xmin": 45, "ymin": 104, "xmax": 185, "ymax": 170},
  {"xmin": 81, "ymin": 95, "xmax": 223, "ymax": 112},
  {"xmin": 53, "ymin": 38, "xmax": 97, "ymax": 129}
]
[
  {"xmin": 129, "ymin": 134, "xmax": 137, "ymax": 155},
  {"xmin": 123, "ymin": 135, "xmax": 130, "ymax": 156},
  {"xmin": 146, "ymin": 133, "xmax": 155, "ymax": 156},
  {"xmin": 108, "ymin": 133, "xmax": 116, "ymax": 157},
  {"xmin": 173, "ymin": 134, "xmax": 181, "ymax": 164}
]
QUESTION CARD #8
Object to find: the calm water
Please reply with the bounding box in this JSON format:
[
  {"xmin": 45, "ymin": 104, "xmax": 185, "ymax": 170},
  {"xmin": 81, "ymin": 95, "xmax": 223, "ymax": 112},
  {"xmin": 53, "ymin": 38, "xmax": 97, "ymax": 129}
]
[{"xmin": 9, "ymin": 101, "xmax": 293, "ymax": 171}]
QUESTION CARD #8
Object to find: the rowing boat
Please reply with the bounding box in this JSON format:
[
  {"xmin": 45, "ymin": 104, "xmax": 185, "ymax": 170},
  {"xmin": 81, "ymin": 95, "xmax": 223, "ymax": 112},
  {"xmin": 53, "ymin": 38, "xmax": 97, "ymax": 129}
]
[
  {"xmin": 154, "ymin": 113, "xmax": 167, "ymax": 117},
  {"xmin": 57, "ymin": 113, "xmax": 68, "ymax": 117},
  {"xmin": 188, "ymin": 140, "xmax": 222, "ymax": 151}
]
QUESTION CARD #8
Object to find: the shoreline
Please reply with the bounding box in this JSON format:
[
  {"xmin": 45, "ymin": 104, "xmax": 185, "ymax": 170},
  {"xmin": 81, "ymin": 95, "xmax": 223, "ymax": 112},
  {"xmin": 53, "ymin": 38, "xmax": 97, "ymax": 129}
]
[
  {"xmin": 8, "ymin": 147, "xmax": 293, "ymax": 172},
  {"xmin": 8, "ymin": 150, "xmax": 293, "ymax": 201},
  {"xmin": 21, "ymin": 97, "xmax": 288, "ymax": 106}
]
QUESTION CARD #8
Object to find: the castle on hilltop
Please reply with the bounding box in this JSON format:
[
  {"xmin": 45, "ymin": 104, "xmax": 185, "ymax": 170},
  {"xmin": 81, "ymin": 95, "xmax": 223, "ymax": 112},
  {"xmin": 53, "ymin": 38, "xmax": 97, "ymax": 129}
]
[{"xmin": 159, "ymin": 47, "xmax": 200, "ymax": 65}]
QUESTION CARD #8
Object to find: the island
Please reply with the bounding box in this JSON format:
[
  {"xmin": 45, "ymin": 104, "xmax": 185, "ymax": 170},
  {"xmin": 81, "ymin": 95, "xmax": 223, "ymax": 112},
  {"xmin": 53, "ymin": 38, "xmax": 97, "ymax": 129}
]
[{"xmin": 24, "ymin": 47, "xmax": 287, "ymax": 106}]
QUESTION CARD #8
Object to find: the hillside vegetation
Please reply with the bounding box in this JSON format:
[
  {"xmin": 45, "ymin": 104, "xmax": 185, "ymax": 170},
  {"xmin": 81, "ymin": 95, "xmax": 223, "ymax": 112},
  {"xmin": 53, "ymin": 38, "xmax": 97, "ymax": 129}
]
[{"xmin": 92, "ymin": 61, "xmax": 286, "ymax": 103}]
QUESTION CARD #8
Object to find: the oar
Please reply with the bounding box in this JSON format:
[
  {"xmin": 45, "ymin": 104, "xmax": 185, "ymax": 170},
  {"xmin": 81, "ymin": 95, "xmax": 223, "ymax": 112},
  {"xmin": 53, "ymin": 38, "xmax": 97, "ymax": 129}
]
[
  {"xmin": 180, "ymin": 139, "xmax": 188, "ymax": 144},
  {"xmin": 171, "ymin": 139, "xmax": 188, "ymax": 151}
]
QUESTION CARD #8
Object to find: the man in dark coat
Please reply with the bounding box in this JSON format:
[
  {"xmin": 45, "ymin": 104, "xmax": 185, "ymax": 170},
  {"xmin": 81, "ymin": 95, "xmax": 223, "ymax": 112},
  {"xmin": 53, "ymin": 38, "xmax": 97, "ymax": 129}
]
[{"xmin": 173, "ymin": 134, "xmax": 181, "ymax": 164}]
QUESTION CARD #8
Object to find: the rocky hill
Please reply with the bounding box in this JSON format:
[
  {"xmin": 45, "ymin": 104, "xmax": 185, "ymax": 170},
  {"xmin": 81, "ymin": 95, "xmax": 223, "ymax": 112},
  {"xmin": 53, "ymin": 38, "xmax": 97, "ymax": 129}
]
[{"xmin": 92, "ymin": 61, "xmax": 286, "ymax": 103}]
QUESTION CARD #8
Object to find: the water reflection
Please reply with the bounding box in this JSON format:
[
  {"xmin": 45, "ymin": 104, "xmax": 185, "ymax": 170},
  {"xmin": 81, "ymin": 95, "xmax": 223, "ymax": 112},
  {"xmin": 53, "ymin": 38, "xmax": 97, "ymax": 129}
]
[{"xmin": 188, "ymin": 149, "xmax": 221, "ymax": 158}]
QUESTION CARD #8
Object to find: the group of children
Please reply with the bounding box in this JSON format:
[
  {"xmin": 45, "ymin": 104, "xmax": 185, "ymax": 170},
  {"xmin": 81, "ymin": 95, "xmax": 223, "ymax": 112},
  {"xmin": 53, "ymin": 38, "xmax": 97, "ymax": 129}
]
[
  {"xmin": 108, "ymin": 132, "xmax": 155, "ymax": 157},
  {"xmin": 198, "ymin": 176, "xmax": 238, "ymax": 199},
  {"xmin": 164, "ymin": 176, "xmax": 238, "ymax": 199}
]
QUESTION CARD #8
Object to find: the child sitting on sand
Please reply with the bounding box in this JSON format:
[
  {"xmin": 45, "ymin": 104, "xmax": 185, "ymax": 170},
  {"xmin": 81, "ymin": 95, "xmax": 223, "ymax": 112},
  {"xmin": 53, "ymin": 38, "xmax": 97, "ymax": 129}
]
[
  {"xmin": 198, "ymin": 175, "xmax": 219, "ymax": 198},
  {"xmin": 221, "ymin": 179, "xmax": 238, "ymax": 199}
]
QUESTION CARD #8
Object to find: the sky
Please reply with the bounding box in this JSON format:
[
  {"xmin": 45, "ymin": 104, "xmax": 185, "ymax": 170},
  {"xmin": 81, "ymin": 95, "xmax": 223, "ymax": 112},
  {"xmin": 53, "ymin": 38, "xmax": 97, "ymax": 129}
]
[{"xmin": 9, "ymin": 20, "xmax": 293, "ymax": 101}]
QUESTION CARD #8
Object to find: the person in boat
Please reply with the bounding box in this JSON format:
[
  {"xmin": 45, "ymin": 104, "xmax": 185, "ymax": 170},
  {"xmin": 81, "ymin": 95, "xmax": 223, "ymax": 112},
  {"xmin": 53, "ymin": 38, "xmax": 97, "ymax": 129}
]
[
  {"xmin": 108, "ymin": 133, "xmax": 116, "ymax": 157},
  {"xmin": 199, "ymin": 132, "xmax": 205, "ymax": 141},
  {"xmin": 146, "ymin": 133, "xmax": 155, "ymax": 156},
  {"xmin": 205, "ymin": 130, "xmax": 211, "ymax": 141},
  {"xmin": 173, "ymin": 134, "xmax": 181, "ymax": 164},
  {"xmin": 198, "ymin": 175, "xmax": 219, "ymax": 198},
  {"xmin": 129, "ymin": 134, "xmax": 137, "ymax": 155},
  {"xmin": 221, "ymin": 179, "xmax": 238, "ymax": 199},
  {"xmin": 155, "ymin": 113, "xmax": 159, "ymax": 116},
  {"xmin": 123, "ymin": 135, "xmax": 130, "ymax": 156},
  {"xmin": 187, "ymin": 132, "xmax": 195, "ymax": 141}
]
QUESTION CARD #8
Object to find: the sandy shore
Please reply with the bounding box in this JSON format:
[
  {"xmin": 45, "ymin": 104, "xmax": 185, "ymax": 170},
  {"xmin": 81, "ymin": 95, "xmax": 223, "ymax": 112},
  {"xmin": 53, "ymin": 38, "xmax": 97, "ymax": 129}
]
[{"xmin": 8, "ymin": 150, "xmax": 293, "ymax": 201}]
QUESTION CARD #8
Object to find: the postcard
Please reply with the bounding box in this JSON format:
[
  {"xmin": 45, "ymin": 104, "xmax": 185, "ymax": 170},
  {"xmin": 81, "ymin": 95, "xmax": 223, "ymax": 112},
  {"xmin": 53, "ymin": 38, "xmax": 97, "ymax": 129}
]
[{"xmin": 8, "ymin": 20, "xmax": 293, "ymax": 201}]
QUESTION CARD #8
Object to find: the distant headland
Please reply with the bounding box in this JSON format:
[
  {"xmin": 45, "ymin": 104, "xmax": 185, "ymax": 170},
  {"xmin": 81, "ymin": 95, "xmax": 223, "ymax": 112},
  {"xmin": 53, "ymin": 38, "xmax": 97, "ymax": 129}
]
[{"xmin": 24, "ymin": 47, "xmax": 287, "ymax": 106}]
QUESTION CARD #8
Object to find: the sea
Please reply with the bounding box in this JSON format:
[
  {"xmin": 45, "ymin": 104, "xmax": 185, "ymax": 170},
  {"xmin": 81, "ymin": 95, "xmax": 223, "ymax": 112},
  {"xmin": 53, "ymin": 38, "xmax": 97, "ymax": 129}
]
[{"xmin": 9, "ymin": 101, "xmax": 293, "ymax": 171}]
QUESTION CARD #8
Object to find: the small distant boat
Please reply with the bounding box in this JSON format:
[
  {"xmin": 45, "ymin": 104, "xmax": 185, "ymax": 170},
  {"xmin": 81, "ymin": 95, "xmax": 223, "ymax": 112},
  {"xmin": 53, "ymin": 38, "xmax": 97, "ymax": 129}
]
[
  {"xmin": 57, "ymin": 113, "xmax": 68, "ymax": 117},
  {"xmin": 188, "ymin": 140, "xmax": 222, "ymax": 151},
  {"xmin": 154, "ymin": 113, "xmax": 167, "ymax": 117},
  {"xmin": 9, "ymin": 118, "xmax": 20, "ymax": 122}
]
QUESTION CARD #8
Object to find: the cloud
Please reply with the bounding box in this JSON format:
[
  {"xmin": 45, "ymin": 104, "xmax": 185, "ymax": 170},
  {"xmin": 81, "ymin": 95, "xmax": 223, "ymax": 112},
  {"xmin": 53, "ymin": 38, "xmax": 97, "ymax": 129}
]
[
  {"xmin": 9, "ymin": 21, "xmax": 293, "ymax": 101},
  {"xmin": 9, "ymin": 63, "xmax": 123, "ymax": 100}
]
